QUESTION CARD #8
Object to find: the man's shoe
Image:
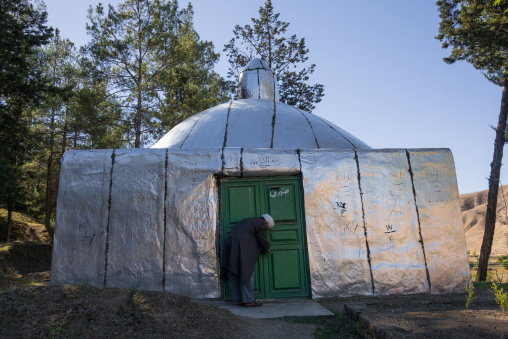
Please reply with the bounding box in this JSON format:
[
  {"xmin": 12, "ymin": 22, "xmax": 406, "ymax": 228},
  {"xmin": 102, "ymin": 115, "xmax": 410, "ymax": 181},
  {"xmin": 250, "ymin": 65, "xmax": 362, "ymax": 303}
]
[{"xmin": 243, "ymin": 301, "xmax": 262, "ymax": 307}]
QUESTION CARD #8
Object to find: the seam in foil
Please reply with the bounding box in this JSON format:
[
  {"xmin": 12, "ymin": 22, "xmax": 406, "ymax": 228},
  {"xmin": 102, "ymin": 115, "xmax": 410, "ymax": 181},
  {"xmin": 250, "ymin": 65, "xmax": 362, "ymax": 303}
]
[
  {"xmin": 162, "ymin": 149, "xmax": 169, "ymax": 291},
  {"xmin": 355, "ymin": 150, "xmax": 375, "ymax": 294},
  {"xmin": 103, "ymin": 149, "xmax": 116, "ymax": 287},
  {"xmin": 406, "ymin": 149, "xmax": 432, "ymax": 292}
]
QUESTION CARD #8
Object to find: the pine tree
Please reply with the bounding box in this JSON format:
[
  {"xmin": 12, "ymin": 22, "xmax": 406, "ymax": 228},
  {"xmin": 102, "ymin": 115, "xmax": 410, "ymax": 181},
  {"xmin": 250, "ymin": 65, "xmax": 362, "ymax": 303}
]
[
  {"xmin": 154, "ymin": 6, "xmax": 229, "ymax": 135},
  {"xmin": 436, "ymin": 0, "xmax": 508, "ymax": 281},
  {"xmin": 72, "ymin": 53, "xmax": 125, "ymax": 149},
  {"xmin": 0, "ymin": 0, "xmax": 52, "ymax": 241},
  {"xmin": 86, "ymin": 0, "xmax": 228, "ymax": 148},
  {"xmin": 223, "ymin": 0, "xmax": 324, "ymax": 112},
  {"xmin": 29, "ymin": 32, "xmax": 126, "ymax": 232},
  {"xmin": 36, "ymin": 30, "xmax": 77, "ymax": 236}
]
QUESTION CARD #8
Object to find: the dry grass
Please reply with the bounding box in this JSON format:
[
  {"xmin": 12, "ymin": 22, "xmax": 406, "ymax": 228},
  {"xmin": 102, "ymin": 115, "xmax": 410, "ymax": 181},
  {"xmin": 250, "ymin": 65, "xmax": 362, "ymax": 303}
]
[
  {"xmin": 0, "ymin": 208, "xmax": 51, "ymax": 243},
  {"xmin": 0, "ymin": 285, "xmax": 242, "ymax": 338}
]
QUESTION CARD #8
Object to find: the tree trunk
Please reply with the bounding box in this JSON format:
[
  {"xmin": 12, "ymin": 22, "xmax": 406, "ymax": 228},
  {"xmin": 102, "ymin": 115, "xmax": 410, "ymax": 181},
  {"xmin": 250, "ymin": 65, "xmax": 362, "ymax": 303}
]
[
  {"xmin": 62, "ymin": 119, "xmax": 67, "ymax": 156},
  {"xmin": 476, "ymin": 75, "xmax": 508, "ymax": 281},
  {"xmin": 135, "ymin": 12, "xmax": 143, "ymax": 149},
  {"xmin": 6, "ymin": 206, "xmax": 12, "ymax": 242},
  {"xmin": 44, "ymin": 105, "xmax": 56, "ymax": 239},
  {"xmin": 135, "ymin": 92, "xmax": 142, "ymax": 148},
  {"xmin": 44, "ymin": 149, "xmax": 54, "ymax": 238}
]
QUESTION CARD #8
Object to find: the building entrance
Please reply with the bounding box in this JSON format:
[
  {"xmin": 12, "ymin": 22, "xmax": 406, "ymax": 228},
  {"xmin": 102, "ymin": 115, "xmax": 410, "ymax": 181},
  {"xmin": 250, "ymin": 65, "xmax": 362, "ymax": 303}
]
[{"xmin": 221, "ymin": 176, "xmax": 309, "ymax": 299}]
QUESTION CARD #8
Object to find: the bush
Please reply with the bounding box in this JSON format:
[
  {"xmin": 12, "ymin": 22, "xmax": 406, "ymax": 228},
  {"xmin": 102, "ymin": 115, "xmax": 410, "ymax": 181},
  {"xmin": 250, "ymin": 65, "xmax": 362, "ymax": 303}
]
[
  {"xmin": 498, "ymin": 256, "xmax": 508, "ymax": 269},
  {"xmin": 490, "ymin": 281, "xmax": 508, "ymax": 313}
]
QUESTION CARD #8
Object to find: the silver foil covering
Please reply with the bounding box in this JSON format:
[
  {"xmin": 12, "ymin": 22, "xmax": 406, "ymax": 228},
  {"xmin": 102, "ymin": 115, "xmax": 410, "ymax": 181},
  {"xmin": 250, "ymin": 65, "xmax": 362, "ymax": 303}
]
[
  {"xmin": 106, "ymin": 149, "xmax": 166, "ymax": 291},
  {"xmin": 237, "ymin": 58, "xmax": 279, "ymax": 101},
  {"xmin": 52, "ymin": 150, "xmax": 112, "ymax": 287},
  {"xmin": 52, "ymin": 147, "xmax": 470, "ymax": 299},
  {"xmin": 152, "ymin": 99, "xmax": 371, "ymax": 150}
]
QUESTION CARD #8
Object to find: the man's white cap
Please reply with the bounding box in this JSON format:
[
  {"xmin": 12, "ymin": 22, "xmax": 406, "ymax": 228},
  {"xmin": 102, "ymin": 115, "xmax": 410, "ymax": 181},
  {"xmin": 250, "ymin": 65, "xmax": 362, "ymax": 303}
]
[{"xmin": 262, "ymin": 214, "xmax": 275, "ymax": 228}]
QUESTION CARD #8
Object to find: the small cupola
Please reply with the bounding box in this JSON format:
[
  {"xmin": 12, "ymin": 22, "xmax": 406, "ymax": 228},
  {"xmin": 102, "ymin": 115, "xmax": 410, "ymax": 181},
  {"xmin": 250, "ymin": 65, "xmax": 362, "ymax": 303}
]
[
  {"xmin": 238, "ymin": 58, "xmax": 279, "ymax": 101},
  {"xmin": 152, "ymin": 58, "xmax": 370, "ymax": 150}
]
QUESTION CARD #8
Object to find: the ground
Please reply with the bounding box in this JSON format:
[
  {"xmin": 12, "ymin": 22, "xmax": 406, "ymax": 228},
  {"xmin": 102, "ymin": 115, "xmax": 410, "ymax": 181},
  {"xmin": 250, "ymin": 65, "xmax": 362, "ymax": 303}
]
[
  {"xmin": 1, "ymin": 279, "xmax": 508, "ymax": 338},
  {"xmin": 330, "ymin": 288, "xmax": 508, "ymax": 338},
  {"xmin": 1, "ymin": 207, "xmax": 508, "ymax": 338}
]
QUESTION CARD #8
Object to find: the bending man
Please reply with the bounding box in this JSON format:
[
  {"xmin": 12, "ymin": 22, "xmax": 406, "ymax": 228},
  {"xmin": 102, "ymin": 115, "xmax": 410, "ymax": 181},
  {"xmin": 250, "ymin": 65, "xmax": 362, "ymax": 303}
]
[{"xmin": 220, "ymin": 214, "xmax": 275, "ymax": 307}]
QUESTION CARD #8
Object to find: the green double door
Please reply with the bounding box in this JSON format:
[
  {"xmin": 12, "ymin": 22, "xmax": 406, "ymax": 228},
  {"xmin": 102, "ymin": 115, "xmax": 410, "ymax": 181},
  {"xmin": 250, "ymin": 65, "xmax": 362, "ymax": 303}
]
[{"xmin": 221, "ymin": 176, "xmax": 309, "ymax": 299}]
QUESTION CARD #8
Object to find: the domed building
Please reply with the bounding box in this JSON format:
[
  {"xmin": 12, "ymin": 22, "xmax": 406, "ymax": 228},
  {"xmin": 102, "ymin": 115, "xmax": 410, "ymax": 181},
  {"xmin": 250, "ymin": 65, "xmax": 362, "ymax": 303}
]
[
  {"xmin": 152, "ymin": 59, "xmax": 369, "ymax": 151},
  {"xmin": 51, "ymin": 59, "xmax": 470, "ymax": 299}
]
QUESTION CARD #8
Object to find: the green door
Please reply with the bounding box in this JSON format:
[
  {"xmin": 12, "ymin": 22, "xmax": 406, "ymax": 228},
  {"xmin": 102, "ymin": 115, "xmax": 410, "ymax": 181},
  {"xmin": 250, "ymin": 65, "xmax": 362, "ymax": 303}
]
[{"xmin": 221, "ymin": 176, "xmax": 309, "ymax": 299}]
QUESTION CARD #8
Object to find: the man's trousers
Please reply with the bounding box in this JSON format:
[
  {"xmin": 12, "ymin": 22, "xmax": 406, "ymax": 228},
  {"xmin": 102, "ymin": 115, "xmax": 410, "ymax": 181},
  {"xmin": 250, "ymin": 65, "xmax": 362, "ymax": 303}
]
[{"xmin": 228, "ymin": 271, "xmax": 254, "ymax": 303}]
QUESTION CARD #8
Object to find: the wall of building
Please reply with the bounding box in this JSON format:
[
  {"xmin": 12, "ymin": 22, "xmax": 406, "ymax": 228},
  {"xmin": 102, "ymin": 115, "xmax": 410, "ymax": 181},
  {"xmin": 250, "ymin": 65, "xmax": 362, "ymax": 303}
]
[{"xmin": 51, "ymin": 147, "xmax": 470, "ymax": 298}]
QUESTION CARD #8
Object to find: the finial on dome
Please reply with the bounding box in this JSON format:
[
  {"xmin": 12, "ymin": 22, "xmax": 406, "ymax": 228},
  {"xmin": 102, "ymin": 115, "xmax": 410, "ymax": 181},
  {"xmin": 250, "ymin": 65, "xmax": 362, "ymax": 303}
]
[{"xmin": 238, "ymin": 58, "xmax": 279, "ymax": 101}]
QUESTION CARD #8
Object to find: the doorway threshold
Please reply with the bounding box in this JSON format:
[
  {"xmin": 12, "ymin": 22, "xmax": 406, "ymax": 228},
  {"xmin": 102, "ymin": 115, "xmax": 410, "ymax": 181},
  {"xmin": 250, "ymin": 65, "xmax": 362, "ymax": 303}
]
[{"xmin": 207, "ymin": 300, "xmax": 333, "ymax": 318}]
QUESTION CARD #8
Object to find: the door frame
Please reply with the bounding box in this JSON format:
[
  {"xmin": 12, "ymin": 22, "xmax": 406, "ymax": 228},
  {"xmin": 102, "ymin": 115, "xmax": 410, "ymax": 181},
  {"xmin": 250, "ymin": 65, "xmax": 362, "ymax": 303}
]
[{"xmin": 218, "ymin": 174, "xmax": 311, "ymax": 299}]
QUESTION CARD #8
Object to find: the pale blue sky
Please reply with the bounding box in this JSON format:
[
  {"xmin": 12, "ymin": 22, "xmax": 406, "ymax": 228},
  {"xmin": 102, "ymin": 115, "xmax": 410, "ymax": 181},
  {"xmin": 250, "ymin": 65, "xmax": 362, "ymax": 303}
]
[{"xmin": 43, "ymin": 0, "xmax": 503, "ymax": 194}]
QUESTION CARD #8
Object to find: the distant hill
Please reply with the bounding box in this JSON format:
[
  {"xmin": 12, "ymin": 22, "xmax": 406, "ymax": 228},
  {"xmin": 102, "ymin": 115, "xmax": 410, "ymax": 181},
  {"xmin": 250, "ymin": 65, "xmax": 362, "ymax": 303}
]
[{"xmin": 460, "ymin": 185, "xmax": 508, "ymax": 256}]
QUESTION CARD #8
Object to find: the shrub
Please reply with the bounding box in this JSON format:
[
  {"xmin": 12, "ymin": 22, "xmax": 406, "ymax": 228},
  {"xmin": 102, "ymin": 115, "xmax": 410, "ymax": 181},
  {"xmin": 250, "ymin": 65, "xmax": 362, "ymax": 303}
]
[
  {"xmin": 498, "ymin": 256, "xmax": 508, "ymax": 269},
  {"xmin": 490, "ymin": 281, "xmax": 508, "ymax": 313},
  {"xmin": 465, "ymin": 284, "xmax": 476, "ymax": 310}
]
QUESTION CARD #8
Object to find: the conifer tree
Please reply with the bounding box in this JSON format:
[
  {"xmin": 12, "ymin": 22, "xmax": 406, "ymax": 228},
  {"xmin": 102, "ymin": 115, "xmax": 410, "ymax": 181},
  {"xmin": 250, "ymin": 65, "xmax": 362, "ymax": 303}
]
[
  {"xmin": 86, "ymin": 0, "xmax": 228, "ymax": 148},
  {"xmin": 436, "ymin": 0, "xmax": 508, "ymax": 281},
  {"xmin": 0, "ymin": 0, "xmax": 52, "ymax": 241},
  {"xmin": 36, "ymin": 30, "xmax": 77, "ymax": 236},
  {"xmin": 224, "ymin": 0, "xmax": 324, "ymax": 112}
]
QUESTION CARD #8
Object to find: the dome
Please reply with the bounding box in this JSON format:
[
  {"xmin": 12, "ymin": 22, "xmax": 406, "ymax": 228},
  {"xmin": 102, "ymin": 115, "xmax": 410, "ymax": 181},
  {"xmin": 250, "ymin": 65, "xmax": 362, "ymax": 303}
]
[{"xmin": 152, "ymin": 59, "xmax": 370, "ymax": 150}]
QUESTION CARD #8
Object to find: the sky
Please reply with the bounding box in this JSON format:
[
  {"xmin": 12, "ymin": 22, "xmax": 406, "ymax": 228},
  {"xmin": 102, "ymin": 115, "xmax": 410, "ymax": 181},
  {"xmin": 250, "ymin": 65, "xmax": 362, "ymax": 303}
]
[{"xmin": 43, "ymin": 0, "xmax": 504, "ymax": 195}]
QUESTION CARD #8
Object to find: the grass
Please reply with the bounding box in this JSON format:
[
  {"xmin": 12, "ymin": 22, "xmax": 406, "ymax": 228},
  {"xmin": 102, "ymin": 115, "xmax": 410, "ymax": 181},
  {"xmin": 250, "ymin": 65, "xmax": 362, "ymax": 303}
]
[
  {"xmin": 490, "ymin": 281, "xmax": 508, "ymax": 313},
  {"xmin": 498, "ymin": 255, "xmax": 508, "ymax": 269},
  {"xmin": 465, "ymin": 284, "xmax": 476, "ymax": 310},
  {"xmin": 0, "ymin": 209, "xmax": 52, "ymax": 291},
  {"xmin": 282, "ymin": 311, "xmax": 358, "ymax": 338},
  {"xmin": 0, "ymin": 208, "xmax": 51, "ymax": 243},
  {"xmin": 473, "ymin": 281, "xmax": 508, "ymax": 289}
]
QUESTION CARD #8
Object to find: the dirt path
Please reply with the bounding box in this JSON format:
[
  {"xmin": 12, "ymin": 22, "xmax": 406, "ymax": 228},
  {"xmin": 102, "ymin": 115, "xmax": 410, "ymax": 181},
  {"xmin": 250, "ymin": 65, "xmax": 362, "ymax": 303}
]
[{"xmin": 239, "ymin": 318, "xmax": 316, "ymax": 338}]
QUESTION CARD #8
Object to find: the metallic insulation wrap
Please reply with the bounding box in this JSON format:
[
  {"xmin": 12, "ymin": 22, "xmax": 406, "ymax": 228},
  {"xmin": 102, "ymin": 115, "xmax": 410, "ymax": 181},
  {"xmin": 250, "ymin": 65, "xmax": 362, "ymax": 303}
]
[
  {"xmin": 242, "ymin": 148, "xmax": 300, "ymax": 176},
  {"xmin": 221, "ymin": 147, "xmax": 242, "ymax": 176},
  {"xmin": 52, "ymin": 147, "xmax": 470, "ymax": 298},
  {"xmin": 224, "ymin": 100, "xmax": 275, "ymax": 148},
  {"xmin": 407, "ymin": 149, "xmax": 470, "ymax": 292},
  {"xmin": 300, "ymin": 150, "xmax": 372, "ymax": 298},
  {"xmin": 151, "ymin": 99, "xmax": 371, "ymax": 151},
  {"xmin": 51, "ymin": 150, "xmax": 113, "ymax": 287},
  {"xmin": 357, "ymin": 150, "xmax": 429, "ymax": 295},
  {"xmin": 237, "ymin": 58, "xmax": 279, "ymax": 101},
  {"xmin": 152, "ymin": 110, "xmax": 207, "ymax": 149},
  {"xmin": 164, "ymin": 150, "xmax": 222, "ymax": 298},
  {"xmin": 106, "ymin": 149, "xmax": 166, "ymax": 291}
]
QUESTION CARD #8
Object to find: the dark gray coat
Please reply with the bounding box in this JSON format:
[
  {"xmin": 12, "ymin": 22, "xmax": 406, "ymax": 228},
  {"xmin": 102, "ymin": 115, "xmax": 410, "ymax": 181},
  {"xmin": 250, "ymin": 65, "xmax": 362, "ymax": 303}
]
[{"xmin": 220, "ymin": 218, "xmax": 271, "ymax": 284}]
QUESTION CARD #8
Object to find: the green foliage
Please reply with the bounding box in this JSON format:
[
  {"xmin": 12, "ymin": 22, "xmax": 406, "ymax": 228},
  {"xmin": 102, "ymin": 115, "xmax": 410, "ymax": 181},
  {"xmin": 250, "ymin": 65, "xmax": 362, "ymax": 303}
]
[
  {"xmin": 126, "ymin": 282, "xmax": 140, "ymax": 304},
  {"xmin": 498, "ymin": 255, "xmax": 508, "ymax": 269},
  {"xmin": 154, "ymin": 4, "xmax": 230, "ymax": 136},
  {"xmin": 86, "ymin": 0, "xmax": 228, "ymax": 148},
  {"xmin": 465, "ymin": 284, "xmax": 476, "ymax": 309},
  {"xmin": 0, "ymin": 0, "xmax": 53, "ymax": 223},
  {"xmin": 224, "ymin": 0, "xmax": 324, "ymax": 112},
  {"xmin": 436, "ymin": 0, "xmax": 508, "ymax": 282},
  {"xmin": 490, "ymin": 280, "xmax": 508, "ymax": 313},
  {"xmin": 436, "ymin": 0, "xmax": 508, "ymax": 86}
]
